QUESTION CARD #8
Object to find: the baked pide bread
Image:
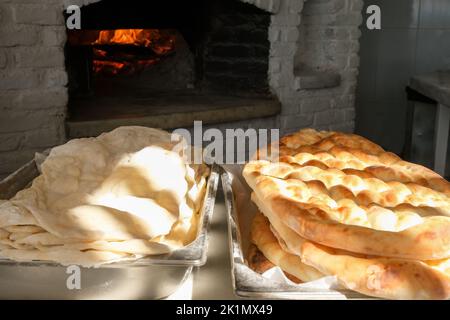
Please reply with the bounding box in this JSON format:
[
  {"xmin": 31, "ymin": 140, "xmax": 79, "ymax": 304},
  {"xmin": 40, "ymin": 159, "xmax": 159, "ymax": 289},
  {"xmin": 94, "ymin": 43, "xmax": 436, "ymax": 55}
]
[
  {"xmin": 247, "ymin": 244, "xmax": 304, "ymax": 284},
  {"xmin": 250, "ymin": 212, "xmax": 323, "ymax": 283},
  {"xmin": 0, "ymin": 126, "xmax": 210, "ymax": 267},
  {"xmin": 245, "ymin": 128, "xmax": 450, "ymax": 299}
]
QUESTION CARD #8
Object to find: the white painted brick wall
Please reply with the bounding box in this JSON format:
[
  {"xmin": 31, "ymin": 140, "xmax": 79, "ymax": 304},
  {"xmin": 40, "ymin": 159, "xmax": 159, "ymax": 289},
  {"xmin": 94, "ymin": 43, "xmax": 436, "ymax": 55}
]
[
  {"xmin": 0, "ymin": 0, "xmax": 69, "ymax": 178},
  {"xmin": 272, "ymin": 0, "xmax": 363, "ymax": 136},
  {"xmin": 0, "ymin": 0, "xmax": 363, "ymax": 178}
]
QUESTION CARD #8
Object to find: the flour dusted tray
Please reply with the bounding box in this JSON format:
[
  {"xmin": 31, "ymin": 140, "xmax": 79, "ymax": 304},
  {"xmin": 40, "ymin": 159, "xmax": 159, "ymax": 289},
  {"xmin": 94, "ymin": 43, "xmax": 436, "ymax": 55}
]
[
  {"xmin": 0, "ymin": 157, "xmax": 219, "ymax": 299},
  {"xmin": 221, "ymin": 169, "xmax": 370, "ymax": 300}
]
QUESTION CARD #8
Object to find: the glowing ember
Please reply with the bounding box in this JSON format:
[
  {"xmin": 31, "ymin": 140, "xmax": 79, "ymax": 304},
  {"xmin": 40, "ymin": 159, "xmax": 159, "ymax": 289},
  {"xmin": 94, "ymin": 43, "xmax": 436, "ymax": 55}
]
[
  {"xmin": 95, "ymin": 29, "xmax": 169, "ymax": 49},
  {"xmin": 68, "ymin": 29, "xmax": 176, "ymax": 76}
]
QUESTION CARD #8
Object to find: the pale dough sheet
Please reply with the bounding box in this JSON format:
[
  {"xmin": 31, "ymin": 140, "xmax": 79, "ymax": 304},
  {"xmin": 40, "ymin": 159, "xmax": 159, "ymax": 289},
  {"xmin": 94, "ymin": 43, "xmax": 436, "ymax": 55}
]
[{"xmin": 0, "ymin": 126, "xmax": 209, "ymax": 267}]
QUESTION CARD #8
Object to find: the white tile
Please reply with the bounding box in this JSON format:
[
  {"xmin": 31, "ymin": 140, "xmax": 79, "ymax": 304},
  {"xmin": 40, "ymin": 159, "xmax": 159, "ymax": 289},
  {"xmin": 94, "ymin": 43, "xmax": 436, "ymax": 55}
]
[
  {"xmin": 415, "ymin": 29, "xmax": 450, "ymax": 74},
  {"xmin": 419, "ymin": 0, "xmax": 450, "ymax": 29},
  {"xmin": 363, "ymin": 0, "xmax": 420, "ymax": 29},
  {"xmin": 375, "ymin": 29, "xmax": 417, "ymax": 101}
]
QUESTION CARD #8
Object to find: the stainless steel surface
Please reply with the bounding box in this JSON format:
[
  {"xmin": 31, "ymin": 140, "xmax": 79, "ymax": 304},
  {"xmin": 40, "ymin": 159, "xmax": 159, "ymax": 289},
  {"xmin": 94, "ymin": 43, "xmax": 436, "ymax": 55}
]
[
  {"xmin": 0, "ymin": 264, "xmax": 193, "ymax": 300},
  {"xmin": 221, "ymin": 170, "xmax": 368, "ymax": 300},
  {"xmin": 0, "ymin": 161, "xmax": 220, "ymax": 299},
  {"xmin": 191, "ymin": 189, "xmax": 237, "ymax": 300}
]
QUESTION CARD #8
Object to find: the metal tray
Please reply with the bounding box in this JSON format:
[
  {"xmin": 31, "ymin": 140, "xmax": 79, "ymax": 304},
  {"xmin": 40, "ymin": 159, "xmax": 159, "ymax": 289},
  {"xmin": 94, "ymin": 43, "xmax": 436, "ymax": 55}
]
[
  {"xmin": 0, "ymin": 159, "xmax": 219, "ymax": 299},
  {"xmin": 221, "ymin": 170, "xmax": 368, "ymax": 300}
]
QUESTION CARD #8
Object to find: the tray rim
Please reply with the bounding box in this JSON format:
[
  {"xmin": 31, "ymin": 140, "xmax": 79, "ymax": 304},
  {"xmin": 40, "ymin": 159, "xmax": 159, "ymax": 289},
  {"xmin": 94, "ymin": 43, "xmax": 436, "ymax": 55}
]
[
  {"xmin": 221, "ymin": 169, "xmax": 373, "ymax": 300},
  {"xmin": 0, "ymin": 159, "xmax": 220, "ymax": 268}
]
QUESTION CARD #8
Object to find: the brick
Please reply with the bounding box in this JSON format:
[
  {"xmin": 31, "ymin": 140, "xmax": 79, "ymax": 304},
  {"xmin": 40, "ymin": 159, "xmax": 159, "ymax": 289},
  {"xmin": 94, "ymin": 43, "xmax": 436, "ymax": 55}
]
[
  {"xmin": 0, "ymin": 89, "xmax": 67, "ymax": 111},
  {"xmin": 344, "ymin": 108, "xmax": 356, "ymax": 121},
  {"xmin": 43, "ymin": 68, "xmax": 69, "ymax": 88},
  {"xmin": 269, "ymin": 58, "xmax": 282, "ymax": 73},
  {"xmin": 14, "ymin": 47, "xmax": 64, "ymax": 68},
  {"xmin": 0, "ymin": 4, "xmax": 13, "ymax": 26},
  {"xmin": 0, "ymin": 25, "xmax": 39, "ymax": 47},
  {"xmin": 23, "ymin": 125, "xmax": 65, "ymax": 148},
  {"xmin": 333, "ymin": 54, "xmax": 349, "ymax": 68},
  {"xmin": 303, "ymin": 11, "xmax": 363, "ymax": 27},
  {"xmin": 12, "ymin": 4, "xmax": 64, "ymax": 25},
  {"xmin": 41, "ymin": 26, "xmax": 67, "ymax": 47},
  {"xmin": 269, "ymin": 72, "xmax": 286, "ymax": 89},
  {"xmin": 281, "ymin": 114, "xmax": 313, "ymax": 129},
  {"xmin": 244, "ymin": 0, "xmax": 281, "ymax": 13},
  {"xmin": 218, "ymin": 13, "xmax": 254, "ymax": 27},
  {"xmin": 334, "ymin": 13, "xmax": 363, "ymax": 27},
  {"xmin": 0, "ymin": 69, "xmax": 40, "ymax": 90},
  {"xmin": 0, "ymin": 51, "xmax": 6, "ymax": 69},
  {"xmin": 270, "ymin": 42, "xmax": 297, "ymax": 57},
  {"xmin": 342, "ymin": 80, "xmax": 357, "ymax": 95},
  {"xmin": 334, "ymin": 109, "xmax": 346, "ymax": 123},
  {"xmin": 256, "ymin": 0, "xmax": 281, "ymax": 13},
  {"xmin": 306, "ymin": 27, "xmax": 349, "ymax": 41},
  {"xmin": 23, "ymin": 89, "xmax": 68, "ymax": 110},
  {"xmin": 329, "ymin": 40, "xmax": 352, "ymax": 55},
  {"xmin": 350, "ymin": 40, "xmax": 360, "ymax": 52},
  {"xmin": 301, "ymin": 97, "xmax": 331, "ymax": 113},
  {"xmin": 350, "ymin": 0, "xmax": 364, "ymax": 12},
  {"xmin": 303, "ymin": 0, "xmax": 345, "ymax": 16},
  {"xmin": 207, "ymin": 44, "xmax": 249, "ymax": 59},
  {"xmin": 245, "ymin": 30, "xmax": 270, "ymax": 45},
  {"xmin": 348, "ymin": 54, "xmax": 360, "ymax": 68},
  {"xmin": 268, "ymin": 27, "xmax": 282, "ymax": 42},
  {"xmin": 314, "ymin": 125, "xmax": 331, "ymax": 132},
  {"xmin": 281, "ymin": 99, "xmax": 301, "ymax": 115},
  {"xmin": 2, "ymin": 89, "xmax": 68, "ymax": 111},
  {"xmin": 341, "ymin": 68, "xmax": 359, "ymax": 81},
  {"xmin": 0, "ymin": 148, "xmax": 38, "ymax": 176},
  {"xmin": 0, "ymin": 132, "xmax": 23, "ymax": 152},
  {"xmin": 0, "ymin": 110, "xmax": 61, "ymax": 133},
  {"xmin": 314, "ymin": 110, "xmax": 335, "ymax": 126},
  {"xmin": 288, "ymin": 0, "xmax": 304, "ymax": 14},
  {"xmin": 0, "ymin": 92, "xmax": 16, "ymax": 109},
  {"xmin": 0, "ymin": 6, "xmax": 5, "ymax": 26},
  {"xmin": 255, "ymin": 45, "xmax": 270, "ymax": 57},
  {"xmin": 269, "ymin": 69, "xmax": 294, "ymax": 88},
  {"xmin": 329, "ymin": 121, "xmax": 354, "ymax": 133},
  {"xmin": 333, "ymin": 95, "xmax": 355, "ymax": 109},
  {"xmin": 349, "ymin": 28, "xmax": 362, "ymax": 40},
  {"xmin": 302, "ymin": 14, "xmax": 336, "ymax": 26},
  {"xmin": 205, "ymin": 60, "xmax": 268, "ymax": 75},
  {"xmin": 271, "ymin": 13, "xmax": 301, "ymax": 26},
  {"xmin": 282, "ymin": 27, "xmax": 300, "ymax": 42}
]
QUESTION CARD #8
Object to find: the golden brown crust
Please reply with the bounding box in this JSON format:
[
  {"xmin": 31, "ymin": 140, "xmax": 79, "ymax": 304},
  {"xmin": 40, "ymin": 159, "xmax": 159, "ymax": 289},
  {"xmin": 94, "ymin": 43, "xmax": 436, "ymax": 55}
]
[
  {"xmin": 247, "ymin": 244, "xmax": 275, "ymax": 273},
  {"xmin": 300, "ymin": 241, "xmax": 450, "ymax": 300},
  {"xmin": 247, "ymin": 244, "xmax": 302, "ymax": 283},
  {"xmin": 253, "ymin": 196, "xmax": 450, "ymax": 300},
  {"xmin": 244, "ymin": 169, "xmax": 450, "ymax": 260},
  {"xmin": 250, "ymin": 212, "xmax": 323, "ymax": 283},
  {"xmin": 246, "ymin": 128, "xmax": 450, "ymax": 299},
  {"xmin": 278, "ymin": 129, "xmax": 449, "ymax": 195}
]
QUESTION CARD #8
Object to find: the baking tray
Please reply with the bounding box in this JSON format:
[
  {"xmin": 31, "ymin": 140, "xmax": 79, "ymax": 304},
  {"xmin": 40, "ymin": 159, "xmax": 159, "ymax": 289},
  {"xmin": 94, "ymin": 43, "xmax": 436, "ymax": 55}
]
[
  {"xmin": 0, "ymin": 159, "xmax": 219, "ymax": 299},
  {"xmin": 221, "ymin": 169, "xmax": 368, "ymax": 300}
]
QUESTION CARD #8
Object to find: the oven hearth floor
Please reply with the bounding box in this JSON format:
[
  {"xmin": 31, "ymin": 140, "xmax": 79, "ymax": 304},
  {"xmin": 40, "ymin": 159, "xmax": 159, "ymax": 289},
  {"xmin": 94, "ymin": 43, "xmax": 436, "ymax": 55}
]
[{"xmin": 66, "ymin": 93, "xmax": 281, "ymax": 138}]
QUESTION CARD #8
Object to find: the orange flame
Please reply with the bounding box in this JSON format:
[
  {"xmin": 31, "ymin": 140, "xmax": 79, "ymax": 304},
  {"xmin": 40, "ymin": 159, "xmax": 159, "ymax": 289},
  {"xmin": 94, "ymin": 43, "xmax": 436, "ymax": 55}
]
[
  {"xmin": 95, "ymin": 29, "xmax": 156, "ymax": 47},
  {"xmin": 90, "ymin": 29, "xmax": 176, "ymax": 75}
]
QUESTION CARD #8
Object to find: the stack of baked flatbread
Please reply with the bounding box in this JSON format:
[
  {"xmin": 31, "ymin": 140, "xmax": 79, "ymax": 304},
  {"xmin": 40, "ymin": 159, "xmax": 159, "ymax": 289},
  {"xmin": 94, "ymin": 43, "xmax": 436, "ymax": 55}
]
[
  {"xmin": 0, "ymin": 126, "xmax": 209, "ymax": 267},
  {"xmin": 244, "ymin": 128, "xmax": 450, "ymax": 299}
]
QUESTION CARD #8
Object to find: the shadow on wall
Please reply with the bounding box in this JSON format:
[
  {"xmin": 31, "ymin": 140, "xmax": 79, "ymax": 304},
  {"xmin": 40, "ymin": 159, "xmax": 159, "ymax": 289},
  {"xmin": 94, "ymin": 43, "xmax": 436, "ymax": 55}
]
[{"xmin": 355, "ymin": 0, "xmax": 450, "ymax": 175}]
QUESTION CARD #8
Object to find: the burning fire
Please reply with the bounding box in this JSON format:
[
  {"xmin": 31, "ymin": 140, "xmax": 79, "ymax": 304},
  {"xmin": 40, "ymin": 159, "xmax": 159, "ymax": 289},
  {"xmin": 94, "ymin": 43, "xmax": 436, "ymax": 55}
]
[
  {"xmin": 68, "ymin": 29, "xmax": 176, "ymax": 76},
  {"xmin": 94, "ymin": 29, "xmax": 172, "ymax": 49}
]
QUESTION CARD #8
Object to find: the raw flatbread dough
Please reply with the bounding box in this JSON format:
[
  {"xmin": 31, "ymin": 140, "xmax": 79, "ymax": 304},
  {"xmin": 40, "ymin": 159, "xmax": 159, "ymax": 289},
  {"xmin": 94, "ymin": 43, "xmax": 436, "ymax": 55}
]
[{"xmin": 0, "ymin": 126, "xmax": 209, "ymax": 267}]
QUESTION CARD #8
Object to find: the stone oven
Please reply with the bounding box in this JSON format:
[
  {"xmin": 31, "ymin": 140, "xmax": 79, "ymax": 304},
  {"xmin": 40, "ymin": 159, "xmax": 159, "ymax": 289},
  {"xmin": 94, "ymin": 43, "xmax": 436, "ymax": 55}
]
[
  {"xmin": 65, "ymin": 0, "xmax": 278, "ymax": 138},
  {"xmin": 0, "ymin": 0, "xmax": 363, "ymax": 178}
]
